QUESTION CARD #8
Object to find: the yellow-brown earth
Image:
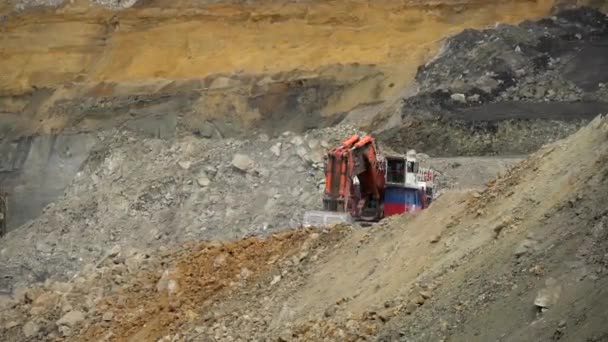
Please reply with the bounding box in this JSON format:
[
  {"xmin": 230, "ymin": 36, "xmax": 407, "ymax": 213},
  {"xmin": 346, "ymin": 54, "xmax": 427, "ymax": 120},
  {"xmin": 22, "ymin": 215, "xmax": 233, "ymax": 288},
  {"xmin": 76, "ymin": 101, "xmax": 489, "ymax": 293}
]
[{"xmin": 2, "ymin": 0, "xmax": 589, "ymax": 137}]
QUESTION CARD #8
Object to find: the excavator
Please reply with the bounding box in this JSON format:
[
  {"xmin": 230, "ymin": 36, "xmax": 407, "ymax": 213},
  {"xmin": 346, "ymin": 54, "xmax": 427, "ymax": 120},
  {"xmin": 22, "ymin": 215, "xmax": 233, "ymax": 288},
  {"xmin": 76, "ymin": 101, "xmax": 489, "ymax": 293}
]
[{"xmin": 303, "ymin": 135, "xmax": 436, "ymax": 227}]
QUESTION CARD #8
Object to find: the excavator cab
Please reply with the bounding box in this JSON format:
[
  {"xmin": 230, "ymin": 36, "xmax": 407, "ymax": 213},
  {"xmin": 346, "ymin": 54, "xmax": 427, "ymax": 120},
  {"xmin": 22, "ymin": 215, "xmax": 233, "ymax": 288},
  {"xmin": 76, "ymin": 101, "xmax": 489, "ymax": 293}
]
[{"xmin": 384, "ymin": 154, "xmax": 436, "ymax": 217}]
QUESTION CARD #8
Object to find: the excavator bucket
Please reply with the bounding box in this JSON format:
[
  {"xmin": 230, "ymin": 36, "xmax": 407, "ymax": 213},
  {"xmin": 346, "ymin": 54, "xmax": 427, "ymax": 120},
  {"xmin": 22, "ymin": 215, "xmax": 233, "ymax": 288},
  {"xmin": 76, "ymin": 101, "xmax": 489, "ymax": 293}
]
[{"xmin": 302, "ymin": 210, "xmax": 352, "ymax": 227}]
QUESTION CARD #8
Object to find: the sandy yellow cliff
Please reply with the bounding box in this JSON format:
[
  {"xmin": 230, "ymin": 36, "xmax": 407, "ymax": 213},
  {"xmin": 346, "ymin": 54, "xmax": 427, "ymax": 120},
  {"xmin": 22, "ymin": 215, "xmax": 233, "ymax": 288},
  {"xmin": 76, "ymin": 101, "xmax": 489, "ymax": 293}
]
[
  {"xmin": 2, "ymin": 0, "xmax": 606, "ymax": 138},
  {"xmin": 1, "ymin": 0, "xmax": 559, "ymax": 94}
]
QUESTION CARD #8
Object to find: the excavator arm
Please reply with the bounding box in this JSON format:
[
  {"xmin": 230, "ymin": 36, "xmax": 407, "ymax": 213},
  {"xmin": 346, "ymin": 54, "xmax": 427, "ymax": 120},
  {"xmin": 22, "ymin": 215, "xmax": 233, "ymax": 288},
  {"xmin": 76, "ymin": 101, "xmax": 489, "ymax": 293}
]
[{"xmin": 304, "ymin": 135, "xmax": 386, "ymax": 227}]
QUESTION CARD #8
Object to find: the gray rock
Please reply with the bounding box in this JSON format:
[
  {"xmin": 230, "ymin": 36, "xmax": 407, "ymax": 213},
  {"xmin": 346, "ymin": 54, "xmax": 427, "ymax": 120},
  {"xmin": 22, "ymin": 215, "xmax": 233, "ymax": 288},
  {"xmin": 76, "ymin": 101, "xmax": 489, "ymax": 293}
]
[
  {"xmin": 57, "ymin": 310, "xmax": 85, "ymax": 327},
  {"xmin": 102, "ymin": 311, "xmax": 114, "ymax": 322},
  {"xmin": 270, "ymin": 275, "xmax": 282, "ymax": 286},
  {"xmin": 309, "ymin": 150, "xmax": 324, "ymax": 164},
  {"xmin": 296, "ymin": 146, "xmax": 309, "ymax": 161},
  {"xmin": 197, "ymin": 174, "xmax": 211, "ymax": 187},
  {"xmin": 108, "ymin": 245, "xmax": 121, "ymax": 258},
  {"xmin": 197, "ymin": 123, "xmax": 215, "ymax": 138},
  {"xmin": 22, "ymin": 321, "xmax": 40, "ymax": 338},
  {"xmin": 514, "ymin": 239, "xmax": 535, "ymax": 258},
  {"xmin": 307, "ymin": 139, "xmax": 319, "ymax": 149},
  {"xmin": 178, "ymin": 161, "xmax": 192, "ymax": 170},
  {"xmin": 290, "ymin": 136, "xmax": 304, "ymax": 146},
  {"xmin": 4, "ymin": 321, "xmax": 18, "ymax": 330},
  {"xmin": 231, "ymin": 154, "xmax": 255, "ymax": 172},
  {"xmin": 450, "ymin": 93, "xmax": 467, "ymax": 103},
  {"xmin": 59, "ymin": 325, "xmax": 73, "ymax": 337},
  {"xmin": 256, "ymin": 168, "xmax": 271, "ymax": 179},
  {"xmin": 270, "ymin": 143, "xmax": 282, "ymax": 157},
  {"xmin": 534, "ymin": 278, "xmax": 562, "ymax": 310},
  {"xmin": 467, "ymin": 94, "xmax": 480, "ymax": 102},
  {"xmin": 156, "ymin": 269, "xmax": 179, "ymax": 295},
  {"xmin": 35, "ymin": 241, "xmax": 53, "ymax": 253},
  {"xmin": 204, "ymin": 166, "xmax": 218, "ymax": 178}
]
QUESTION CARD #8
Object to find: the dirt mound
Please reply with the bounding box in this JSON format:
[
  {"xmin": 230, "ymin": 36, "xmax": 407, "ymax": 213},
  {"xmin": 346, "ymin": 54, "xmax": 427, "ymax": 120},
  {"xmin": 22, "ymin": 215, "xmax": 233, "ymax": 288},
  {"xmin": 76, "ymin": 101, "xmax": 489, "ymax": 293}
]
[
  {"xmin": 376, "ymin": 7, "xmax": 608, "ymax": 156},
  {"xmin": 0, "ymin": 226, "xmax": 349, "ymax": 341}
]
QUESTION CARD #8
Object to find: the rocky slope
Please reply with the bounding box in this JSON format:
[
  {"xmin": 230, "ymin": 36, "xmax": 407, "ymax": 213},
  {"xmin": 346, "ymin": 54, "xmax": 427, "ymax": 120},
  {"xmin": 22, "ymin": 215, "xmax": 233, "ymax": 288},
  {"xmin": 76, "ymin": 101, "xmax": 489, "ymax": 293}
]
[
  {"xmin": 375, "ymin": 7, "xmax": 608, "ymax": 156},
  {"xmin": 1, "ymin": 112, "xmax": 606, "ymax": 341},
  {"xmin": 0, "ymin": 125, "xmax": 354, "ymax": 286},
  {"xmin": 0, "ymin": 122, "xmax": 517, "ymax": 288}
]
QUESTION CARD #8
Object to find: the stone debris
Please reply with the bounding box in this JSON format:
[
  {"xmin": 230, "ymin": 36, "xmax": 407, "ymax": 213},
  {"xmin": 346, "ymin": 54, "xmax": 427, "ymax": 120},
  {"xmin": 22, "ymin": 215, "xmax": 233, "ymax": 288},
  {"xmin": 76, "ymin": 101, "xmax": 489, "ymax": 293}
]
[
  {"xmin": 231, "ymin": 153, "xmax": 255, "ymax": 171},
  {"xmin": 450, "ymin": 93, "xmax": 467, "ymax": 103},
  {"xmin": 534, "ymin": 278, "xmax": 562, "ymax": 311},
  {"xmin": 56, "ymin": 310, "xmax": 85, "ymax": 327},
  {"xmin": 384, "ymin": 8, "xmax": 608, "ymax": 157},
  {"xmin": 270, "ymin": 143, "xmax": 282, "ymax": 157},
  {"xmin": 21, "ymin": 321, "xmax": 39, "ymax": 338},
  {"xmin": 196, "ymin": 173, "xmax": 211, "ymax": 187},
  {"xmin": 102, "ymin": 312, "xmax": 114, "ymax": 322},
  {"xmin": 513, "ymin": 238, "xmax": 536, "ymax": 258},
  {"xmin": 0, "ymin": 125, "xmax": 364, "ymax": 287}
]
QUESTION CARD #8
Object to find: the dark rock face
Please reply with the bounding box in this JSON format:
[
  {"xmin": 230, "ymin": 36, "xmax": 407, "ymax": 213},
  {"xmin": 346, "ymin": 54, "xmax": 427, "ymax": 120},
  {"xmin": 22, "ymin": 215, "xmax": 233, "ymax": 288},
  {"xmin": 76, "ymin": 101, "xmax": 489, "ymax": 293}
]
[
  {"xmin": 0, "ymin": 134, "xmax": 98, "ymax": 230},
  {"xmin": 376, "ymin": 7, "xmax": 608, "ymax": 156}
]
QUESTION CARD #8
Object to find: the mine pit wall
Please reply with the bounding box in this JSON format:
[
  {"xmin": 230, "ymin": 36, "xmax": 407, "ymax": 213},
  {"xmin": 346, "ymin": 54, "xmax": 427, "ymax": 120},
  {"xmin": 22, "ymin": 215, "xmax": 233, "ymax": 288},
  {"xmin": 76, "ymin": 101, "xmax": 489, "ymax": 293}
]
[
  {"xmin": 0, "ymin": 134, "xmax": 98, "ymax": 231},
  {"xmin": 375, "ymin": 6, "xmax": 608, "ymax": 156},
  {"xmin": 0, "ymin": 65, "xmax": 389, "ymax": 140},
  {"xmin": 0, "ymin": 66, "xmax": 388, "ymax": 230}
]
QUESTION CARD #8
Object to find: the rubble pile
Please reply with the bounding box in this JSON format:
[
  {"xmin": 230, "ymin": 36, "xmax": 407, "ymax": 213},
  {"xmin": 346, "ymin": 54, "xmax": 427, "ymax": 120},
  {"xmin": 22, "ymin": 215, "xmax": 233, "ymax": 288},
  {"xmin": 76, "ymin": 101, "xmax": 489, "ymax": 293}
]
[
  {"xmin": 0, "ymin": 125, "xmax": 364, "ymax": 287},
  {"xmin": 412, "ymin": 7, "xmax": 608, "ymax": 111},
  {"xmin": 377, "ymin": 7, "xmax": 608, "ymax": 156}
]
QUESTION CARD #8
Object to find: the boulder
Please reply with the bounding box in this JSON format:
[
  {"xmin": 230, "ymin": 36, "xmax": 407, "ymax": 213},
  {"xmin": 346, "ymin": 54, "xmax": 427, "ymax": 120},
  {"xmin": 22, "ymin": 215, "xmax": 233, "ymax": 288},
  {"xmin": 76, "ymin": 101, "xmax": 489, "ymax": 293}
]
[
  {"xmin": 22, "ymin": 321, "xmax": 40, "ymax": 338},
  {"xmin": 296, "ymin": 147, "xmax": 309, "ymax": 161},
  {"xmin": 156, "ymin": 269, "xmax": 179, "ymax": 295},
  {"xmin": 307, "ymin": 139, "xmax": 319, "ymax": 149},
  {"xmin": 290, "ymin": 136, "xmax": 304, "ymax": 146},
  {"xmin": 178, "ymin": 161, "xmax": 192, "ymax": 170},
  {"xmin": 57, "ymin": 310, "xmax": 85, "ymax": 327},
  {"xmin": 231, "ymin": 154, "xmax": 255, "ymax": 172},
  {"xmin": 270, "ymin": 143, "xmax": 282, "ymax": 157},
  {"xmin": 534, "ymin": 278, "xmax": 562, "ymax": 310},
  {"xmin": 102, "ymin": 311, "xmax": 114, "ymax": 322},
  {"xmin": 197, "ymin": 173, "xmax": 211, "ymax": 187},
  {"xmin": 204, "ymin": 165, "xmax": 217, "ymax": 178},
  {"xmin": 450, "ymin": 93, "xmax": 467, "ymax": 103}
]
